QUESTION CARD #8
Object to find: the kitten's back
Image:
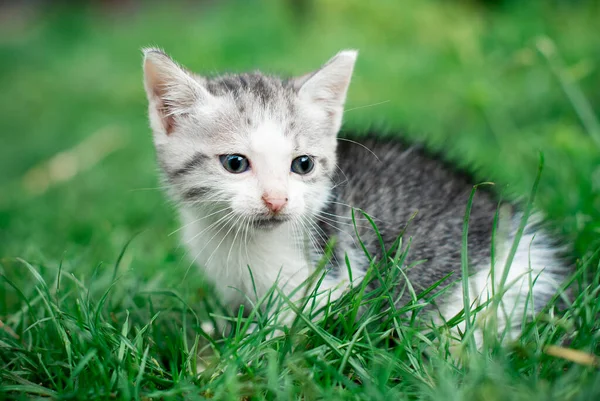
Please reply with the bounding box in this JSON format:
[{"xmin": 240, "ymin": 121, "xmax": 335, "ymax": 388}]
[{"xmin": 325, "ymin": 133, "xmax": 564, "ymax": 319}]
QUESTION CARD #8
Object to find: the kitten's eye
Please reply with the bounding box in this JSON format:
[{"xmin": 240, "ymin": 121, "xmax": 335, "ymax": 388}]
[
  {"xmin": 219, "ymin": 154, "xmax": 250, "ymax": 174},
  {"xmin": 291, "ymin": 155, "xmax": 314, "ymax": 175}
]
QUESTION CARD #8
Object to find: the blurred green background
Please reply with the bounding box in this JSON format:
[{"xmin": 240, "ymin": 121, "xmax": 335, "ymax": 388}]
[{"xmin": 0, "ymin": 0, "xmax": 599, "ymax": 287}]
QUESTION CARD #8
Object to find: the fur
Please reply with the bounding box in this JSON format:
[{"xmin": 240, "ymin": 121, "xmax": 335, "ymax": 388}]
[{"xmin": 142, "ymin": 48, "xmax": 569, "ymax": 337}]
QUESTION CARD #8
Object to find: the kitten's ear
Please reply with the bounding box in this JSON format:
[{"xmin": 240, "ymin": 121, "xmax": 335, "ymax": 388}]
[
  {"xmin": 143, "ymin": 48, "xmax": 211, "ymax": 135},
  {"xmin": 295, "ymin": 50, "xmax": 357, "ymax": 111}
]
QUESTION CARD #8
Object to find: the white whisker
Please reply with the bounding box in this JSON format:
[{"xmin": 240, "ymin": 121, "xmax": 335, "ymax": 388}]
[
  {"xmin": 344, "ymin": 100, "xmax": 390, "ymax": 113},
  {"xmin": 206, "ymin": 214, "xmax": 242, "ymax": 267},
  {"xmin": 336, "ymin": 137, "xmax": 381, "ymax": 162},
  {"xmin": 226, "ymin": 215, "xmax": 247, "ymax": 268},
  {"xmin": 186, "ymin": 212, "xmax": 238, "ymax": 276},
  {"xmin": 168, "ymin": 207, "xmax": 230, "ymax": 236},
  {"xmin": 184, "ymin": 210, "xmax": 236, "ymax": 245}
]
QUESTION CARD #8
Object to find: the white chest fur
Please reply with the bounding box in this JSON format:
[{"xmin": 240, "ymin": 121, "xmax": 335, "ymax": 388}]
[{"xmin": 179, "ymin": 207, "xmax": 315, "ymax": 309}]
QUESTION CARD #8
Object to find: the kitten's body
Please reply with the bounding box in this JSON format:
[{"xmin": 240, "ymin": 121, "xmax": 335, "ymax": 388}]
[{"xmin": 143, "ymin": 49, "xmax": 568, "ymax": 335}]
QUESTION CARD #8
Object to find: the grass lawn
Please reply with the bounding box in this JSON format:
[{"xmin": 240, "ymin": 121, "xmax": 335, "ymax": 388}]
[{"xmin": 1, "ymin": 0, "xmax": 599, "ymax": 399}]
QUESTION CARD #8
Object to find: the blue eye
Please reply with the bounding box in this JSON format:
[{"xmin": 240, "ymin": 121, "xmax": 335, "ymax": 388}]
[
  {"xmin": 219, "ymin": 154, "xmax": 250, "ymax": 174},
  {"xmin": 291, "ymin": 155, "xmax": 314, "ymax": 175}
]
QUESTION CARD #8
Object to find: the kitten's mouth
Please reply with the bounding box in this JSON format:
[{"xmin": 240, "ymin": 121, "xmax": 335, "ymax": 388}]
[{"xmin": 252, "ymin": 215, "xmax": 289, "ymax": 229}]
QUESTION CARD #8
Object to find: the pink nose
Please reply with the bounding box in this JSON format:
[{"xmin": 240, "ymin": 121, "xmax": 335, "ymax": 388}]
[{"xmin": 262, "ymin": 195, "xmax": 288, "ymax": 213}]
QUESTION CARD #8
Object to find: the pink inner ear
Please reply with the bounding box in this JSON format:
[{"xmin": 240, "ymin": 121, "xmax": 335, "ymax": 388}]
[
  {"xmin": 144, "ymin": 59, "xmax": 179, "ymax": 135},
  {"xmin": 158, "ymin": 100, "xmax": 175, "ymax": 135}
]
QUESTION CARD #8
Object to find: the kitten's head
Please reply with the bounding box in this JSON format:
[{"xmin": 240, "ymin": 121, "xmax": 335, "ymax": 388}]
[{"xmin": 143, "ymin": 49, "xmax": 356, "ymax": 229}]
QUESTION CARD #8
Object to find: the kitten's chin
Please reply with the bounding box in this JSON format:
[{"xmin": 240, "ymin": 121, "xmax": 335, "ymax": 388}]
[{"xmin": 252, "ymin": 215, "xmax": 290, "ymax": 230}]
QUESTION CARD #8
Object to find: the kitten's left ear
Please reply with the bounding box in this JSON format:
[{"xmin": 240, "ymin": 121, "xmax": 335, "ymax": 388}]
[{"xmin": 294, "ymin": 50, "xmax": 358, "ymax": 111}]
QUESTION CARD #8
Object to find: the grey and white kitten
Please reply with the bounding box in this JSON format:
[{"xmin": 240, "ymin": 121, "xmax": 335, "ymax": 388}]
[{"xmin": 142, "ymin": 48, "xmax": 567, "ymax": 335}]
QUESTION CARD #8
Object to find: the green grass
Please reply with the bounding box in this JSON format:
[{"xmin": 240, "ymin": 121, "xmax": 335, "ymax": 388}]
[{"xmin": 1, "ymin": 0, "xmax": 599, "ymax": 399}]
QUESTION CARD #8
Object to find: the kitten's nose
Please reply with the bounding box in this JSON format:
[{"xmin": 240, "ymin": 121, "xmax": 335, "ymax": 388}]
[{"xmin": 262, "ymin": 194, "xmax": 288, "ymax": 214}]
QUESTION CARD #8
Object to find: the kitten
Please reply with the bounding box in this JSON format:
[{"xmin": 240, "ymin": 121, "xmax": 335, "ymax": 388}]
[{"xmin": 142, "ymin": 48, "xmax": 568, "ymax": 337}]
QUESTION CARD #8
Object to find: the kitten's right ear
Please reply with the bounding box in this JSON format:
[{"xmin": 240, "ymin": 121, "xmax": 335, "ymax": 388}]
[
  {"xmin": 294, "ymin": 50, "xmax": 357, "ymax": 111},
  {"xmin": 142, "ymin": 48, "xmax": 211, "ymax": 135},
  {"xmin": 293, "ymin": 50, "xmax": 357, "ymax": 135}
]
